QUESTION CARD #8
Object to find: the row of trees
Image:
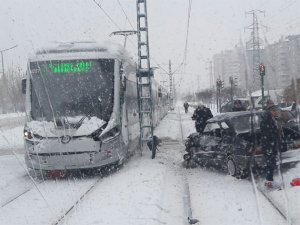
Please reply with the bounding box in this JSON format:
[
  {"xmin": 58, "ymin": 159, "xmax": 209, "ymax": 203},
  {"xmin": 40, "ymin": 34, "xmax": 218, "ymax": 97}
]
[
  {"xmin": 0, "ymin": 66, "xmax": 25, "ymax": 113},
  {"xmin": 183, "ymin": 87, "xmax": 247, "ymax": 105},
  {"xmin": 283, "ymin": 78, "xmax": 300, "ymax": 103}
]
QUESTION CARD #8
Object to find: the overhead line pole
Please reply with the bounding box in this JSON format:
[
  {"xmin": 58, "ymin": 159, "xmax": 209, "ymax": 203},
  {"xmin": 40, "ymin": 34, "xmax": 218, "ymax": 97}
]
[{"xmin": 245, "ymin": 10, "xmax": 265, "ymax": 106}]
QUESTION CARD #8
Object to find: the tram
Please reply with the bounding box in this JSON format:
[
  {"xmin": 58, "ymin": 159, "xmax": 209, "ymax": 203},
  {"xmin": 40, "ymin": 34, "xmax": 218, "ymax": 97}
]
[{"xmin": 22, "ymin": 41, "xmax": 169, "ymax": 173}]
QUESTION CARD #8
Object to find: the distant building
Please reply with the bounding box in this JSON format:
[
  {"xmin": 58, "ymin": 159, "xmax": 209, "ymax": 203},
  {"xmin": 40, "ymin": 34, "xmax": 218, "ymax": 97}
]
[
  {"xmin": 213, "ymin": 34, "xmax": 300, "ymax": 92},
  {"xmin": 213, "ymin": 45, "xmax": 247, "ymax": 90}
]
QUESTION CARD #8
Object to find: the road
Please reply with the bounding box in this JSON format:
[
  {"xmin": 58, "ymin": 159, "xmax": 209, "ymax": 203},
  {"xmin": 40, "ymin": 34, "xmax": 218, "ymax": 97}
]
[{"xmin": 0, "ymin": 109, "xmax": 298, "ymax": 225}]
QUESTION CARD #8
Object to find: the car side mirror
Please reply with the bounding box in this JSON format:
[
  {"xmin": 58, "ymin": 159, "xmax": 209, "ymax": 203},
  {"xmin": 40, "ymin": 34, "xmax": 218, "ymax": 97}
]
[{"xmin": 21, "ymin": 78, "xmax": 26, "ymax": 94}]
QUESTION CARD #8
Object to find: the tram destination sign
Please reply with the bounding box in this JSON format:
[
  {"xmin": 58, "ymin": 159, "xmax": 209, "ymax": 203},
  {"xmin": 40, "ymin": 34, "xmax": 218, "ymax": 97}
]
[{"xmin": 48, "ymin": 61, "xmax": 92, "ymax": 74}]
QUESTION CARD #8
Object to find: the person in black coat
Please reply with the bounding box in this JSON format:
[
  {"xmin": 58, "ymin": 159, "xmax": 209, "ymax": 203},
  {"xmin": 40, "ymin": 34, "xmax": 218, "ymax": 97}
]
[
  {"xmin": 260, "ymin": 101, "xmax": 283, "ymax": 188},
  {"xmin": 192, "ymin": 105, "xmax": 213, "ymax": 133},
  {"xmin": 183, "ymin": 102, "xmax": 189, "ymax": 113},
  {"xmin": 232, "ymin": 100, "xmax": 246, "ymax": 112}
]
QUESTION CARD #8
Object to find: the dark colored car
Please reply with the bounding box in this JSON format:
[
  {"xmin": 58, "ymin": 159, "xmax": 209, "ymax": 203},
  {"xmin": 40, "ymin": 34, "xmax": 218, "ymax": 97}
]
[
  {"xmin": 221, "ymin": 99, "xmax": 250, "ymax": 113},
  {"xmin": 183, "ymin": 111, "xmax": 300, "ymax": 178}
]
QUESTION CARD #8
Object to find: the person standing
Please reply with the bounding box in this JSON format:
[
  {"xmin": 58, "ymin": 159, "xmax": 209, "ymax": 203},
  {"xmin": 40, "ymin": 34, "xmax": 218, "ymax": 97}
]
[
  {"xmin": 184, "ymin": 102, "xmax": 189, "ymax": 113},
  {"xmin": 232, "ymin": 100, "xmax": 246, "ymax": 112},
  {"xmin": 260, "ymin": 100, "xmax": 283, "ymax": 189},
  {"xmin": 192, "ymin": 104, "xmax": 213, "ymax": 133}
]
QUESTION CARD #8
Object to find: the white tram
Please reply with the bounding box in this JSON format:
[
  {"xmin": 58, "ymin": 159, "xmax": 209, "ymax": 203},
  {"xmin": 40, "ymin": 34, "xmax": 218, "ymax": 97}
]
[{"xmin": 23, "ymin": 41, "xmax": 168, "ymax": 173}]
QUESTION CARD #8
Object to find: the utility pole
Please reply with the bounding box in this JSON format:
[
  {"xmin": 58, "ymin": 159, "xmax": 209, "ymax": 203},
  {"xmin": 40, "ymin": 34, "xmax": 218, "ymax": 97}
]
[
  {"xmin": 169, "ymin": 60, "xmax": 173, "ymax": 109},
  {"xmin": 159, "ymin": 60, "xmax": 181, "ymax": 110},
  {"xmin": 259, "ymin": 63, "xmax": 266, "ymax": 106},
  {"xmin": 216, "ymin": 78, "xmax": 224, "ymax": 112},
  {"xmin": 229, "ymin": 76, "xmax": 234, "ymax": 104},
  {"xmin": 245, "ymin": 10, "xmax": 265, "ymax": 95},
  {"xmin": 209, "ymin": 61, "xmax": 213, "ymax": 89},
  {"xmin": 136, "ymin": 0, "xmax": 155, "ymax": 157}
]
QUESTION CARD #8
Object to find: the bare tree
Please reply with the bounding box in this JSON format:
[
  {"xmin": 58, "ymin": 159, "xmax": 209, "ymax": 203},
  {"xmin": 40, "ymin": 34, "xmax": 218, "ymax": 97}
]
[
  {"xmin": 0, "ymin": 65, "xmax": 25, "ymax": 113},
  {"xmin": 283, "ymin": 78, "xmax": 300, "ymax": 103}
]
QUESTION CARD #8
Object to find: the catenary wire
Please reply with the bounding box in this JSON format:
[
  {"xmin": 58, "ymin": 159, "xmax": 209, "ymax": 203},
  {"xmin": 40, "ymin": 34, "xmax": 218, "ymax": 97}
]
[{"xmin": 115, "ymin": 0, "xmax": 135, "ymax": 30}]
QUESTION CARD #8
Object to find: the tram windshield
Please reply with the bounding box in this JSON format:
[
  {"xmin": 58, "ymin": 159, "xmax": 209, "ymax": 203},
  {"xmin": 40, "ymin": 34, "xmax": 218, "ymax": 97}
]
[{"xmin": 29, "ymin": 58, "xmax": 114, "ymax": 122}]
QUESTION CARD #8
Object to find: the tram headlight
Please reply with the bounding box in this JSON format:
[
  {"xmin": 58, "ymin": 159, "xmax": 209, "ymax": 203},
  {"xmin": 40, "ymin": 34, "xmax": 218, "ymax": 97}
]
[
  {"xmin": 24, "ymin": 130, "xmax": 33, "ymax": 139},
  {"xmin": 100, "ymin": 127, "xmax": 120, "ymax": 141},
  {"xmin": 24, "ymin": 128, "xmax": 43, "ymax": 141}
]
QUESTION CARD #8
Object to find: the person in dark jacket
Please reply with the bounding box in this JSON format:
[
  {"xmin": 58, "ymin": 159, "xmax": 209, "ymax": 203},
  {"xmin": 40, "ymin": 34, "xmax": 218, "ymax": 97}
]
[
  {"xmin": 232, "ymin": 100, "xmax": 246, "ymax": 112},
  {"xmin": 183, "ymin": 102, "xmax": 189, "ymax": 113},
  {"xmin": 192, "ymin": 104, "xmax": 213, "ymax": 133},
  {"xmin": 260, "ymin": 100, "xmax": 283, "ymax": 189}
]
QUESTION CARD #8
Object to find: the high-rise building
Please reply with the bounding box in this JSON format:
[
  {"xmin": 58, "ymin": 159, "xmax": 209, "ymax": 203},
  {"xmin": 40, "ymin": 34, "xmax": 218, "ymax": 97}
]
[
  {"xmin": 213, "ymin": 45, "xmax": 247, "ymax": 90},
  {"xmin": 213, "ymin": 34, "xmax": 300, "ymax": 92}
]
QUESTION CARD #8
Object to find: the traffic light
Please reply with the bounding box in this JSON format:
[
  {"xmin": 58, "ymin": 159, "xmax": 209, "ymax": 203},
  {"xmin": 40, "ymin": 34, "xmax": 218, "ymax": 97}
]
[
  {"xmin": 259, "ymin": 63, "xmax": 265, "ymax": 76},
  {"xmin": 221, "ymin": 80, "xmax": 224, "ymax": 88},
  {"xmin": 234, "ymin": 77, "xmax": 238, "ymax": 86}
]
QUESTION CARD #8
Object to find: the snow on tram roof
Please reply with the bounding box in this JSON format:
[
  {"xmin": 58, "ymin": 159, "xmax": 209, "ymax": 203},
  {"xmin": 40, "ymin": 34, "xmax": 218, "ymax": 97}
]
[{"xmin": 29, "ymin": 40, "xmax": 131, "ymax": 61}]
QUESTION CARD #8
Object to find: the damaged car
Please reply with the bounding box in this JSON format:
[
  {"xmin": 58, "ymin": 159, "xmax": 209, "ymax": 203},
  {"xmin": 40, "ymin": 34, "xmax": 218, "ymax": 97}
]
[{"xmin": 183, "ymin": 111, "xmax": 300, "ymax": 178}]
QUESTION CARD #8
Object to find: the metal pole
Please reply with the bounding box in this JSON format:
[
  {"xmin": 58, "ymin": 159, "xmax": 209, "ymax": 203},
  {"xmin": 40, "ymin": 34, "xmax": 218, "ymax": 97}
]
[
  {"xmin": 261, "ymin": 75, "xmax": 264, "ymax": 107},
  {"xmin": 0, "ymin": 52, "xmax": 4, "ymax": 113},
  {"xmin": 216, "ymin": 89, "xmax": 219, "ymax": 112},
  {"xmin": 230, "ymin": 76, "xmax": 234, "ymax": 104},
  {"xmin": 1, "ymin": 52, "xmax": 4, "ymax": 77},
  {"xmin": 169, "ymin": 60, "xmax": 173, "ymax": 109}
]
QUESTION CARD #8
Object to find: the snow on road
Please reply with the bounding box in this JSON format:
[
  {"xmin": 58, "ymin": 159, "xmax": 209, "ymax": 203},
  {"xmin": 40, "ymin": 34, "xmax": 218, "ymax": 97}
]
[
  {"xmin": 0, "ymin": 108, "xmax": 299, "ymax": 225},
  {"xmin": 0, "ymin": 112, "xmax": 25, "ymax": 155}
]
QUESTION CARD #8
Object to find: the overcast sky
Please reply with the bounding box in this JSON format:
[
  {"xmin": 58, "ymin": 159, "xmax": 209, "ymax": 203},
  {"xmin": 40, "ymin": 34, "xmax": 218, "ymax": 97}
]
[{"xmin": 1, "ymin": 0, "xmax": 300, "ymax": 93}]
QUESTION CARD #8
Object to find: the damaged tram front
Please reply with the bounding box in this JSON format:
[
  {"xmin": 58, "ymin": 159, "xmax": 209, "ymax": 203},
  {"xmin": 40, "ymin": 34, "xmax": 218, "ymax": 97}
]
[{"xmin": 23, "ymin": 41, "xmax": 134, "ymax": 174}]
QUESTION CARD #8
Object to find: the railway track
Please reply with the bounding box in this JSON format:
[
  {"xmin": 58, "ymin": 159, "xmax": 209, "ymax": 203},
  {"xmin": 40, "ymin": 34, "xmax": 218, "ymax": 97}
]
[
  {"xmin": 52, "ymin": 176, "xmax": 103, "ymax": 225},
  {"xmin": 257, "ymin": 186, "xmax": 288, "ymax": 221},
  {"xmin": 177, "ymin": 107, "xmax": 199, "ymax": 225},
  {"xmin": 1, "ymin": 180, "xmax": 43, "ymax": 208}
]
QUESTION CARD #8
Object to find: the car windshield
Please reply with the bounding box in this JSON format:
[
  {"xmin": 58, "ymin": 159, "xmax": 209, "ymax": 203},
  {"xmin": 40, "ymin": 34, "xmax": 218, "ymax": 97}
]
[
  {"xmin": 30, "ymin": 59, "xmax": 114, "ymax": 121},
  {"xmin": 232, "ymin": 115, "xmax": 260, "ymax": 133}
]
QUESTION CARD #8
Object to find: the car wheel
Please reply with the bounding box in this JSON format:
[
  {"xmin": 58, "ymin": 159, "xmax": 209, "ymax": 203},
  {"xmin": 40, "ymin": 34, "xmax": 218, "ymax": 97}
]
[
  {"xmin": 226, "ymin": 156, "xmax": 249, "ymax": 179},
  {"xmin": 227, "ymin": 156, "xmax": 237, "ymax": 176},
  {"xmin": 185, "ymin": 139, "xmax": 193, "ymax": 151}
]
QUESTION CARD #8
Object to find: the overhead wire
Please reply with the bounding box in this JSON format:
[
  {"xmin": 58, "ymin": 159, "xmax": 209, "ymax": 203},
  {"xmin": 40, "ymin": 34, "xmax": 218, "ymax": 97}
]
[
  {"xmin": 92, "ymin": 0, "xmax": 195, "ymax": 87},
  {"xmin": 93, "ymin": 0, "xmax": 173, "ymax": 77},
  {"xmin": 264, "ymin": 0, "xmax": 298, "ymax": 21},
  {"xmin": 92, "ymin": 0, "xmax": 122, "ymax": 30},
  {"xmin": 115, "ymin": 0, "xmax": 135, "ymax": 30},
  {"xmin": 183, "ymin": 0, "xmax": 193, "ymax": 66},
  {"xmin": 176, "ymin": 0, "xmax": 193, "ymax": 91}
]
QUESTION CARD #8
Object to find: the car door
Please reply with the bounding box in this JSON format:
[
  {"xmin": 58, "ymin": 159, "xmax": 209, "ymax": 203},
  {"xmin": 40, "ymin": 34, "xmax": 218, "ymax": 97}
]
[{"xmin": 213, "ymin": 121, "xmax": 234, "ymax": 166}]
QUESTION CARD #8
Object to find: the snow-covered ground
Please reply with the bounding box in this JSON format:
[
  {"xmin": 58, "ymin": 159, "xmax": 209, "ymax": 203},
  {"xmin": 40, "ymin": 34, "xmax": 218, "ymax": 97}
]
[
  {"xmin": 0, "ymin": 108, "xmax": 299, "ymax": 225},
  {"xmin": 0, "ymin": 112, "xmax": 25, "ymax": 155}
]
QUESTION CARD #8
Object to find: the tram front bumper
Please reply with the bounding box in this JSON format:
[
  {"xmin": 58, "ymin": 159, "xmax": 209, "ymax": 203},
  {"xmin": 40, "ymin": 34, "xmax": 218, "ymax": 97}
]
[{"xmin": 24, "ymin": 136, "xmax": 123, "ymax": 171}]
